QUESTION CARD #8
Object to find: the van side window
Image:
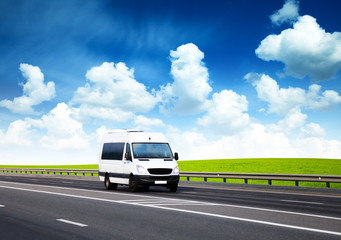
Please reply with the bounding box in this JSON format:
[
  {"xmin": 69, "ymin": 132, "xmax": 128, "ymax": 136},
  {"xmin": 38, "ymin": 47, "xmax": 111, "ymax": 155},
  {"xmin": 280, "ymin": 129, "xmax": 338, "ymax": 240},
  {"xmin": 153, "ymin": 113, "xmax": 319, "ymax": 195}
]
[{"xmin": 101, "ymin": 143, "xmax": 125, "ymax": 160}]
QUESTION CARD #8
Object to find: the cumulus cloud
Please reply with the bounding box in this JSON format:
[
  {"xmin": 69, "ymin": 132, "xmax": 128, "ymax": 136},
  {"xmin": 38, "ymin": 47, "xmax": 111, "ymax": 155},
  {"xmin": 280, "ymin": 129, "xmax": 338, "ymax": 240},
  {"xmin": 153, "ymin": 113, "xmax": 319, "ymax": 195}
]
[
  {"xmin": 70, "ymin": 62, "xmax": 158, "ymax": 122},
  {"xmin": 270, "ymin": 0, "xmax": 299, "ymax": 26},
  {"xmin": 300, "ymin": 122, "xmax": 326, "ymax": 138},
  {"xmin": 197, "ymin": 90, "xmax": 250, "ymax": 135},
  {"xmin": 27, "ymin": 102, "xmax": 90, "ymax": 150},
  {"xmin": 158, "ymin": 43, "xmax": 212, "ymax": 114},
  {"xmin": 0, "ymin": 64, "xmax": 56, "ymax": 114},
  {"xmin": 256, "ymin": 15, "xmax": 341, "ymax": 82},
  {"xmin": 74, "ymin": 104, "xmax": 134, "ymax": 123},
  {"xmin": 245, "ymin": 73, "xmax": 341, "ymax": 115},
  {"xmin": 134, "ymin": 115, "xmax": 165, "ymax": 131},
  {"xmin": 0, "ymin": 120, "xmax": 32, "ymax": 146},
  {"xmin": 167, "ymin": 123, "xmax": 341, "ymax": 161},
  {"xmin": 276, "ymin": 107, "xmax": 307, "ymax": 135}
]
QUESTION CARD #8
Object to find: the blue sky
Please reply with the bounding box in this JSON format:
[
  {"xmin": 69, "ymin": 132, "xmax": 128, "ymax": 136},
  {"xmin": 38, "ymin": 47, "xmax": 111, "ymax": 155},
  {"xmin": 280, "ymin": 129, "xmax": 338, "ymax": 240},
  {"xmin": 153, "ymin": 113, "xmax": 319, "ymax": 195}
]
[{"xmin": 1, "ymin": 0, "xmax": 341, "ymax": 164}]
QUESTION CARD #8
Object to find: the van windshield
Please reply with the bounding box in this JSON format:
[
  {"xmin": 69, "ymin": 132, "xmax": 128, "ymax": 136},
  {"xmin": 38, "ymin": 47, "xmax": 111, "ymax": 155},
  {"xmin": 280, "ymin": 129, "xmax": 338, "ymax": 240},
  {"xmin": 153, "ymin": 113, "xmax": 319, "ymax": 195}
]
[{"xmin": 132, "ymin": 143, "xmax": 173, "ymax": 159}]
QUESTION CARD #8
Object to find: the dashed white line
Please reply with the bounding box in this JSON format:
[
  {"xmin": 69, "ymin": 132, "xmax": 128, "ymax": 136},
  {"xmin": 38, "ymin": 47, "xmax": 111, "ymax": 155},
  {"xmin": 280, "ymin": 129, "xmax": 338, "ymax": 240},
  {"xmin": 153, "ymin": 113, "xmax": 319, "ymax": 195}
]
[
  {"xmin": 0, "ymin": 205, "xmax": 5, "ymax": 207},
  {"xmin": 281, "ymin": 199, "xmax": 324, "ymax": 205},
  {"xmin": 56, "ymin": 219, "xmax": 88, "ymax": 227}
]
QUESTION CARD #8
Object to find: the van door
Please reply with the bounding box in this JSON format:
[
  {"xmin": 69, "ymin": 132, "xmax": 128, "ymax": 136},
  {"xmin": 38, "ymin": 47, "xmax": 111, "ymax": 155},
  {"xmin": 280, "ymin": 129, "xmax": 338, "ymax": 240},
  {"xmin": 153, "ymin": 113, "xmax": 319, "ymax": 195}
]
[
  {"xmin": 122, "ymin": 143, "xmax": 133, "ymax": 184},
  {"xmin": 101, "ymin": 142, "xmax": 126, "ymax": 184}
]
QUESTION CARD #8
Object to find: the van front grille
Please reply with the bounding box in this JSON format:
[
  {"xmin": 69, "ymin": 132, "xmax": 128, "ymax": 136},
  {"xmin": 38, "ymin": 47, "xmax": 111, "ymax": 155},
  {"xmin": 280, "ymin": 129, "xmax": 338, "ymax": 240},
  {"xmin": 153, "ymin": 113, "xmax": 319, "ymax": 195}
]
[{"xmin": 148, "ymin": 168, "xmax": 172, "ymax": 175}]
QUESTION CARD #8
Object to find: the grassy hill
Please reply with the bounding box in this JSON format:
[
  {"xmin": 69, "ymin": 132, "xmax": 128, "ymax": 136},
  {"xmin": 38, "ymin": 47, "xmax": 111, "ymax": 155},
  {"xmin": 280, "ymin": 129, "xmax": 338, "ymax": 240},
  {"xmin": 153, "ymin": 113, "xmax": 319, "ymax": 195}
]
[
  {"xmin": 177, "ymin": 158, "xmax": 341, "ymax": 188},
  {"xmin": 177, "ymin": 158, "xmax": 341, "ymax": 175}
]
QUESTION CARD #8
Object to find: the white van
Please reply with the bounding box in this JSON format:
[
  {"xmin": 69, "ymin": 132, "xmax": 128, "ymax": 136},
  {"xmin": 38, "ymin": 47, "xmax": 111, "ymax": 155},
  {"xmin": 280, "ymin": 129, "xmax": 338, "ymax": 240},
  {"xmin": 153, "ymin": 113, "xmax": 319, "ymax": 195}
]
[{"xmin": 98, "ymin": 130, "xmax": 179, "ymax": 192}]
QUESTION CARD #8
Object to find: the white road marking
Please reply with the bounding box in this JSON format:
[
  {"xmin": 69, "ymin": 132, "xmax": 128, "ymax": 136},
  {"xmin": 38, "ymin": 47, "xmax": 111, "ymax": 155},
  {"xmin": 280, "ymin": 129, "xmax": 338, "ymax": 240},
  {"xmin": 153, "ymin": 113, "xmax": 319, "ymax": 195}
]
[
  {"xmin": 281, "ymin": 199, "xmax": 324, "ymax": 205},
  {"xmin": 56, "ymin": 219, "xmax": 87, "ymax": 227},
  {"xmin": 118, "ymin": 199, "xmax": 218, "ymax": 206},
  {"xmin": 0, "ymin": 205, "xmax": 5, "ymax": 207},
  {"xmin": 1, "ymin": 181, "xmax": 341, "ymax": 237},
  {"xmin": 148, "ymin": 205, "xmax": 341, "ymax": 237}
]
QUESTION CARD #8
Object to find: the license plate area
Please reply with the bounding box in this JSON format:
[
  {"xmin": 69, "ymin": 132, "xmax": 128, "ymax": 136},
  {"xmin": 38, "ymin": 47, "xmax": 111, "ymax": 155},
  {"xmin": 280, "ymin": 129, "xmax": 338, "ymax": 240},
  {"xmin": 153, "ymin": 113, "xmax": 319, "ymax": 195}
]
[{"xmin": 155, "ymin": 180, "xmax": 167, "ymax": 184}]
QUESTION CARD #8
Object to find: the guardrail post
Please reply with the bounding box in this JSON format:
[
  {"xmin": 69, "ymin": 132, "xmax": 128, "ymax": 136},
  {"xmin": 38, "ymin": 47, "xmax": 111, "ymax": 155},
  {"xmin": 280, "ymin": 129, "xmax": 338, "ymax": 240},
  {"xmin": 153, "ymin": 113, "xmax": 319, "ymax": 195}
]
[
  {"xmin": 268, "ymin": 180, "xmax": 272, "ymax": 185},
  {"xmin": 295, "ymin": 180, "xmax": 299, "ymax": 187},
  {"xmin": 187, "ymin": 177, "xmax": 190, "ymax": 181},
  {"xmin": 244, "ymin": 179, "xmax": 248, "ymax": 184},
  {"xmin": 204, "ymin": 177, "xmax": 207, "ymax": 182},
  {"xmin": 223, "ymin": 178, "xmax": 226, "ymax": 183},
  {"xmin": 326, "ymin": 182, "xmax": 330, "ymax": 188}
]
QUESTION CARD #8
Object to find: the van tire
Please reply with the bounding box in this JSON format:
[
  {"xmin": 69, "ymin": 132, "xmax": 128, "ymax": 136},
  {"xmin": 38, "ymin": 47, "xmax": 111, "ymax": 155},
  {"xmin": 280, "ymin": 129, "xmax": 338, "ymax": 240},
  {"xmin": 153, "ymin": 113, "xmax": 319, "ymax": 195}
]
[
  {"xmin": 129, "ymin": 175, "xmax": 139, "ymax": 192},
  {"xmin": 105, "ymin": 175, "xmax": 117, "ymax": 190},
  {"xmin": 169, "ymin": 184, "xmax": 178, "ymax": 192}
]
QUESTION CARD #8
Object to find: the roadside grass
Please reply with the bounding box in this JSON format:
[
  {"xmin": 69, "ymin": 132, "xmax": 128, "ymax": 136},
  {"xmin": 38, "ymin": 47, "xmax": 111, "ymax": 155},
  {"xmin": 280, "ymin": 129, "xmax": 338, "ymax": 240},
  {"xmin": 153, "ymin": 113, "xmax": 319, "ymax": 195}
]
[{"xmin": 177, "ymin": 158, "xmax": 341, "ymax": 188}]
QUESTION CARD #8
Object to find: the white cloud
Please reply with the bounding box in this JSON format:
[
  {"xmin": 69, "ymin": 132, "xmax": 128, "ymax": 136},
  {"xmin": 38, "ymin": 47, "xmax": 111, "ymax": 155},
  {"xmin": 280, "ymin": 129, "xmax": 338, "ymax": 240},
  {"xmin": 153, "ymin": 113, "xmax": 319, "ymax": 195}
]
[
  {"xmin": 167, "ymin": 123, "xmax": 341, "ymax": 161},
  {"xmin": 74, "ymin": 104, "xmax": 134, "ymax": 123},
  {"xmin": 134, "ymin": 115, "xmax": 165, "ymax": 131},
  {"xmin": 27, "ymin": 102, "xmax": 90, "ymax": 150},
  {"xmin": 300, "ymin": 122, "xmax": 326, "ymax": 138},
  {"xmin": 270, "ymin": 0, "xmax": 299, "ymax": 26},
  {"xmin": 276, "ymin": 107, "xmax": 307, "ymax": 135},
  {"xmin": 0, "ymin": 63, "xmax": 56, "ymax": 114},
  {"xmin": 158, "ymin": 43, "xmax": 212, "ymax": 114},
  {"xmin": 197, "ymin": 90, "xmax": 250, "ymax": 135},
  {"xmin": 256, "ymin": 15, "xmax": 341, "ymax": 81},
  {"xmin": 0, "ymin": 120, "xmax": 32, "ymax": 146},
  {"xmin": 95, "ymin": 125, "xmax": 109, "ymax": 142},
  {"xmin": 70, "ymin": 62, "xmax": 158, "ymax": 122},
  {"xmin": 245, "ymin": 73, "xmax": 341, "ymax": 115}
]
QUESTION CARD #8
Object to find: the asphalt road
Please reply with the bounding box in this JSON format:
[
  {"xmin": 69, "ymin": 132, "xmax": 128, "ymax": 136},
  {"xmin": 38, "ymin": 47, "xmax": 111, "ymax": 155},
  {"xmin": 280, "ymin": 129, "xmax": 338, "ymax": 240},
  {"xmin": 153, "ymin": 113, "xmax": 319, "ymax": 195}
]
[{"xmin": 0, "ymin": 174, "xmax": 341, "ymax": 240}]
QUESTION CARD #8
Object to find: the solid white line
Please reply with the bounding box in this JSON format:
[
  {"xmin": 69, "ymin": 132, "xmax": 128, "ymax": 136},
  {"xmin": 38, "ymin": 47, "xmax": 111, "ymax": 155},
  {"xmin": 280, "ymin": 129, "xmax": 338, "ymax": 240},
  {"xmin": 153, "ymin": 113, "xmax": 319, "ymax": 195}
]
[
  {"xmin": 1, "ymin": 183, "xmax": 341, "ymax": 236},
  {"xmin": 56, "ymin": 219, "xmax": 87, "ymax": 227},
  {"xmin": 281, "ymin": 199, "xmax": 324, "ymax": 205},
  {"xmin": 148, "ymin": 205, "xmax": 341, "ymax": 237}
]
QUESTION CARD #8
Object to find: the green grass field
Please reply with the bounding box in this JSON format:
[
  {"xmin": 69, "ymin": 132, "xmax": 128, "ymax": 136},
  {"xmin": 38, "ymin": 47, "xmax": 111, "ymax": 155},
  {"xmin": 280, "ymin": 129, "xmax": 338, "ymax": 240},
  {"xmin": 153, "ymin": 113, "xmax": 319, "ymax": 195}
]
[
  {"xmin": 177, "ymin": 158, "xmax": 341, "ymax": 188},
  {"xmin": 1, "ymin": 158, "xmax": 341, "ymax": 188}
]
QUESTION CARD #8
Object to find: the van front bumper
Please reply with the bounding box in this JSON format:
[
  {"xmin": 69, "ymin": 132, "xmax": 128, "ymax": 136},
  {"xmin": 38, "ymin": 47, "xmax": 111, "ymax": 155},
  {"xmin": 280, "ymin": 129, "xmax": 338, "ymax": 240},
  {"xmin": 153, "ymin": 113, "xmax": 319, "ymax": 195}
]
[{"xmin": 134, "ymin": 175, "xmax": 179, "ymax": 186}]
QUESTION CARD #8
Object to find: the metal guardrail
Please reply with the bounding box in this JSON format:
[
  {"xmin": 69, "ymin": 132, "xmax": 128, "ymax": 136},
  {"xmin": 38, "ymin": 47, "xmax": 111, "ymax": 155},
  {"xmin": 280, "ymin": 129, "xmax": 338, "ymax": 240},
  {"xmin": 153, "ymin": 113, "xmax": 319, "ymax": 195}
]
[
  {"xmin": 181, "ymin": 171, "xmax": 341, "ymax": 188},
  {"xmin": 0, "ymin": 168, "xmax": 98, "ymax": 176},
  {"xmin": 1, "ymin": 168, "xmax": 341, "ymax": 188}
]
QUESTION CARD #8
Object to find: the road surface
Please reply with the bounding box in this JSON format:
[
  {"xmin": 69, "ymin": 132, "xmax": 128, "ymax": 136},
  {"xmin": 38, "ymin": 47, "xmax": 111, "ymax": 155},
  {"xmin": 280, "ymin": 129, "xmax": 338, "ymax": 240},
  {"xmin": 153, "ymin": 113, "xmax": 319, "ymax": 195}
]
[{"xmin": 0, "ymin": 174, "xmax": 340, "ymax": 239}]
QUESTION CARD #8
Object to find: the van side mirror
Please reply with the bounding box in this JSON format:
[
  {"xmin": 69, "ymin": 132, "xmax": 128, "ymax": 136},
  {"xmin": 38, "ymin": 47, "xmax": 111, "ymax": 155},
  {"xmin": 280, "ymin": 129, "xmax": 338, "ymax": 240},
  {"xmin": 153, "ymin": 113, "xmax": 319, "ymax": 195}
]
[
  {"xmin": 125, "ymin": 152, "xmax": 132, "ymax": 161},
  {"xmin": 174, "ymin": 152, "xmax": 179, "ymax": 161}
]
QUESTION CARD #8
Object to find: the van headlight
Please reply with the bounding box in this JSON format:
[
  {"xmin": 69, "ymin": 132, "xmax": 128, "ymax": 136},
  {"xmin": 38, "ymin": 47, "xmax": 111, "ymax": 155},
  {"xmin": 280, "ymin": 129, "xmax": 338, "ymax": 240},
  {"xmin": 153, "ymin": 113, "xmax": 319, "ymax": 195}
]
[
  {"xmin": 136, "ymin": 165, "xmax": 147, "ymax": 174},
  {"xmin": 173, "ymin": 166, "xmax": 179, "ymax": 174}
]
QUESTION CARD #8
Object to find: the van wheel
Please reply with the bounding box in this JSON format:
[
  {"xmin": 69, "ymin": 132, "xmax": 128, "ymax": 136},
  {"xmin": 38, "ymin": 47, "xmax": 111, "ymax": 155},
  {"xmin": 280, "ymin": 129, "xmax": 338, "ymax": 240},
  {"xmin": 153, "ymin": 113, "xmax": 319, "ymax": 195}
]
[
  {"xmin": 105, "ymin": 175, "xmax": 117, "ymax": 190},
  {"xmin": 169, "ymin": 184, "xmax": 178, "ymax": 192},
  {"xmin": 129, "ymin": 175, "xmax": 139, "ymax": 192}
]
